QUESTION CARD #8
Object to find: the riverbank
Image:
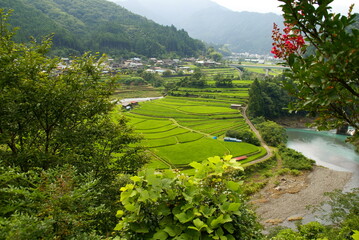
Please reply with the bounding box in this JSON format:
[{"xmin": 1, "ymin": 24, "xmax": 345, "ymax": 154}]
[
  {"xmin": 252, "ymin": 165, "xmax": 353, "ymax": 229},
  {"xmin": 275, "ymin": 116, "xmax": 315, "ymax": 129}
]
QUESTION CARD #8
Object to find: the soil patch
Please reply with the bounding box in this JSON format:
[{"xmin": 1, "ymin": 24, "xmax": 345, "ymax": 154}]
[{"xmin": 251, "ymin": 166, "xmax": 352, "ymax": 229}]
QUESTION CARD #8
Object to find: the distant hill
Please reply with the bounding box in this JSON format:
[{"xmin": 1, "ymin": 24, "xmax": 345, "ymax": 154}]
[
  {"xmin": 111, "ymin": 0, "xmax": 283, "ymax": 54},
  {"xmin": 0, "ymin": 0, "xmax": 205, "ymax": 57}
]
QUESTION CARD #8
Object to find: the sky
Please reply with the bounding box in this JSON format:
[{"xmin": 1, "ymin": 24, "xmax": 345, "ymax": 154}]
[{"xmin": 211, "ymin": 0, "xmax": 358, "ymax": 15}]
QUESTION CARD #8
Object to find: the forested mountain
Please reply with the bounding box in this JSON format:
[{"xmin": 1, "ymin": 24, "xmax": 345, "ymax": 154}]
[
  {"xmin": 111, "ymin": 0, "xmax": 283, "ymax": 54},
  {"xmin": 0, "ymin": 0, "xmax": 205, "ymax": 57}
]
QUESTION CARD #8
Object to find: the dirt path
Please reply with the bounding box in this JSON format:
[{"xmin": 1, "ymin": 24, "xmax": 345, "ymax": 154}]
[{"xmin": 241, "ymin": 106, "xmax": 273, "ymax": 164}]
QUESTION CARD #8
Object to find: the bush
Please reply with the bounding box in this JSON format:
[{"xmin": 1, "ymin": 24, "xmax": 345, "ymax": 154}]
[
  {"xmin": 226, "ymin": 129, "xmax": 260, "ymax": 146},
  {"xmin": 256, "ymin": 121, "xmax": 287, "ymax": 147},
  {"xmin": 0, "ymin": 164, "xmax": 126, "ymax": 238},
  {"xmin": 115, "ymin": 156, "xmax": 263, "ymax": 239},
  {"xmin": 271, "ymin": 229, "xmax": 305, "ymax": 240},
  {"xmin": 278, "ymin": 146, "xmax": 315, "ymax": 170},
  {"xmin": 298, "ymin": 222, "xmax": 327, "ymax": 239}
]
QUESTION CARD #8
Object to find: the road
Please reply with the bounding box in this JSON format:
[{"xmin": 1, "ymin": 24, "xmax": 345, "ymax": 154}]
[{"xmin": 241, "ymin": 106, "xmax": 273, "ymax": 165}]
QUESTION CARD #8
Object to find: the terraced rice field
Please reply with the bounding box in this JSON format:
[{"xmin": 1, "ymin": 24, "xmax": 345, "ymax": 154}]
[{"xmin": 124, "ymin": 96, "xmax": 266, "ymax": 169}]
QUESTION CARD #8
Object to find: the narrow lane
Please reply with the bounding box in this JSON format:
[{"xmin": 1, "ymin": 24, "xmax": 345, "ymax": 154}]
[{"xmin": 241, "ymin": 106, "xmax": 273, "ymax": 164}]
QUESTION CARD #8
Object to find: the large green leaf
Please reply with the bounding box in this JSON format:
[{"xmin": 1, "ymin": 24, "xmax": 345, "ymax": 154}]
[
  {"xmin": 175, "ymin": 211, "xmax": 195, "ymax": 224},
  {"xmin": 210, "ymin": 214, "xmax": 232, "ymax": 228}
]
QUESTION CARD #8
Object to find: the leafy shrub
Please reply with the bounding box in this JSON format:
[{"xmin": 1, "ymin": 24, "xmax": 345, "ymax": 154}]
[
  {"xmin": 115, "ymin": 156, "xmax": 263, "ymax": 239},
  {"xmin": 243, "ymin": 182, "xmax": 268, "ymax": 196},
  {"xmin": 0, "ymin": 165, "xmax": 119, "ymax": 239},
  {"xmin": 256, "ymin": 121, "xmax": 287, "ymax": 147},
  {"xmin": 271, "ymin": 229, "xmax": 306, "ymax": 240},
  {"xmin": 226, "ymin": 129, "xmax": 260, "ymax": 146},
  {"xmin": 278, "ymin": 146, "xmax": 315, "ymax": 170},
  {"xmin": 298, "ymin": 222, "xmax": 327, "ymax": 239}
]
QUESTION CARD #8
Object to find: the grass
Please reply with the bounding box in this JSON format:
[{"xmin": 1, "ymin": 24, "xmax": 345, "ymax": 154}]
[
  {"xmin": 133, "ymin": 119, "xmax": 173, "ymax": 130},
  {"xmin": 143, "ymin": 136, "xmax": 178, "ymax": 148},
  {"xmin": 178, "ymin": 105, "xmax": 237, "ymax": 114},
  {"xmin": 151, "ymin": 137, "xmax": 261, "ymax": 166},
  {"xmin": 176, "ymin": 132, "xmax": 203, "ymax": 143},
  {"xmin": 122, "ymin": 95, "xmax": 267, "ymax": 168},
  {"xmin": 112, "ymin": 85, "xmax": 162, "ymax": 99},
  {"xmin": 143, "ymin": 127, "xmax": 189, "ymax": 139}
]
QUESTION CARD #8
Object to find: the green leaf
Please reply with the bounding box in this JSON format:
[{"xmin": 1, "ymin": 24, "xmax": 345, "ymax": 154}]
[
  {"xmin": 199, "ymin": 206, "xmax": 216, "ymax": 218},
  {"xmin": 153, "ymin": 230, "xmax": 168, "ymax": 239},
  {"xmin": 228, "ymin": 203, "xmax": 241, "ymax": 212},
  {"xmin": 210, "ymin": 214, "xmax": 232, "ymax": 228},
  {"xmin": 220, "ymin": 202, "xmax": 230, "ymax": 212},
  {"xmin": 215, "ymin": 227, "xmax": 224, "ymax": 237},
  {"xmin": 189, "ymin": 161, "xmax": 203, "ymax": 170},
  {"xmin": 223, "ymin": 223, "xmax": 235, "ymax": 234},
  {"xmin": 226, "ymin": 235, "xmax": 235, "ymax": 240},
  {"xmin": 124, "ymin": 203, "xmax": 137, "ymax": 212},
  {"xmin": 208, "ymin": 156, "xmax": 221, "ymax": 164},
  {"xmin": 158, "ymin": 203, "xmax": 171, "ymax": 216},
  {"xmin": 130, "ymin": 175, "xmax": 141, "ymax": 183},
  {"xmin": 288, "ymin": 54, "xmax": 295, "ymax": 66},
  {"xmin": 175, "ymin": 211, "xmax": 195, "ymax": 223},
  {"xmin": 353, "ymin": 230, "xmax": 359, "ymax": 240},
  {"xmin": 163, "ymin": 226, "xmax": 179, "ymax": 237},
  {"xmin": 114, "ymin": 222, "xmax": 124, "ymax": 231},
  {"xmin": 139, "ymin": 189, "xmax": 150, "ymax": 202},
  {"xmin": 193, "ymin": 218, "xmax": 207, "ymax": 231},
  {"xmin": 226, "ymin": 181, "xmax": 241, "ymax": 192},
  {"xmin": 116, "ymin": 210, "xmax": 124, "ymax": 218},
  {"xmin": 218, "ymin": 194, "xmax": 227, "ymax": 203}
]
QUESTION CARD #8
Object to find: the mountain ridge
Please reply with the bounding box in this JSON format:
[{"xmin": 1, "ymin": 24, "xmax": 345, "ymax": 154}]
[
  {"xmin": 111, "ymin": 0, "xmax": 284, "ymax": 54},
  {"xmin": 0, "ymin": 0, "xmax": 205, "ymax": 57}
]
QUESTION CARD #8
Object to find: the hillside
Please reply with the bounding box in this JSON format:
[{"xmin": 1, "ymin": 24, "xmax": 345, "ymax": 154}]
[
  {"xmin": 0, "ymin": 0, "xmax": 205, "ymax": 57},
  {"xmin": 111, "ymin": 0, "xmax": 283, "ymax": 54}
]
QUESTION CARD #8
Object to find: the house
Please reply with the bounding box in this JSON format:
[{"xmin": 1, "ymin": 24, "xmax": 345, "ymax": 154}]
[
  {"xmin": 121, "ymin": 101, "xmax": 138, "ymax": 110},
  {"xmin": 230, "ymin": 104, "xmax": 242, "ymax": 110}
]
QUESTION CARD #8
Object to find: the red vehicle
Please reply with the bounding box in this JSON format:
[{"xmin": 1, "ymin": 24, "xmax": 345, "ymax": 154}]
[{"xmin": 232, "ymin": 156, "xmax": 247, "ymax": 161}]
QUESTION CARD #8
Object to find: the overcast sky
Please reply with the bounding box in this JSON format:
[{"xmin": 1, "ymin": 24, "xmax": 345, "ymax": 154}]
[{"xmin": 211, "ymin": 0, "xmax": 358, "ymax": 15}]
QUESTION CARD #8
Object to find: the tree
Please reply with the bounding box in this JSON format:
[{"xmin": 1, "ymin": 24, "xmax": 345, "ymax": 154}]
[
  {"xmin": 0, "ymin": 9, "xmax": 146, "ymax": 173},
  {"xmin": 248, "ymin": 79, "xmax": 266, "ymax": 117},
  {"xmin": 0, "ymin": 9, "xmax": 147, "ymax": 237},
  {"xmin": 214, "ymin": 73, "xmax": 233, "ymax": 88},
  {"xmin": 209, "ymin": 51, "xmax": 223, "ymax": 62},
  {"xmin": 226, "ymin": 129, "xmax": 260, "ymax": 146},
  {"xmin": 272, "ymin": 0, "xmax": 358, "ymax": 134},
  {"xmin": 256, "ymin": 121, "xmax": 287, "ymax": 147},
  {"xmin": 162, "ymin": 69, "xmax": 173, "ymax": 77}
]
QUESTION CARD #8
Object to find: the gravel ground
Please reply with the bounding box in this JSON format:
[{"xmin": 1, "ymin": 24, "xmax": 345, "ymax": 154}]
[{"xmin": 251, "ymin": 166, "xmax": 353, "ymax": 229}]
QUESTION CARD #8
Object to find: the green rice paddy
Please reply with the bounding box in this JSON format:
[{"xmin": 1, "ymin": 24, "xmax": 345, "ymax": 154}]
[
  {"xmin": 115, "ymin": 66, "xmax": 271, "ymax": 169},
  {"xmin": 124, "ymin": 96, "xmax": 265, "ymax": 169}
]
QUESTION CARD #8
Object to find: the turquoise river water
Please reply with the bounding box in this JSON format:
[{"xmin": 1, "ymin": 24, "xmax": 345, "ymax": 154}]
[{"xmin": 286, "ymin": 128, "xmax": 359, "ymax": 190}]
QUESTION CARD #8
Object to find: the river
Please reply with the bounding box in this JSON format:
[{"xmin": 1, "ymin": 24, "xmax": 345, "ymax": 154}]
[{"xmin": 286, "ymin": 128, "xmax": 359, "ymax": 190}]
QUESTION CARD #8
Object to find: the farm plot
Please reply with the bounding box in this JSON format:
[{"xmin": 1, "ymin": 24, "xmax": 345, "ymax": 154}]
[
  {"xmin": 124, "ymin": 96, "xmax": 265, "ymax": 169},
  {"xmin": 151, "ymin": 138, "xmax": 262, "ymax": 167}
]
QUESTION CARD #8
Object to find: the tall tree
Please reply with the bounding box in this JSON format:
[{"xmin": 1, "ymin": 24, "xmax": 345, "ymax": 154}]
[
  {"xmin": 248, "ymin": 79, "xmax": 266, "ymax": 117},
  {"xmin": 0, "ymin": 9, "xmax": 146, "ymax": 173},
  {"xmin": 0, "ymin": 9, "xmax": 147, "ymax": 237}
]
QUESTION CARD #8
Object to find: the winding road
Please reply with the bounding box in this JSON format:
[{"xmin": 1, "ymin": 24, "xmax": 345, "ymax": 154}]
[{"xmin": 241, "ymin": 106, "xmax": 273, "ymax": 165}]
